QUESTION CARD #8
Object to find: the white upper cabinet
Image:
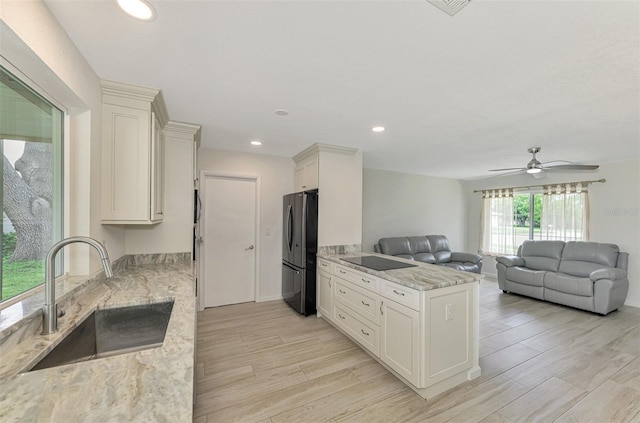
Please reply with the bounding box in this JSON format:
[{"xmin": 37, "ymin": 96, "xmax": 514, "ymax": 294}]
[
  {"xmin": 292, "ymin": 143, "xmax": 363, "ymax": 248},
  {"xmin": 294, "ymin": 155, "xmax": 319, "ymax": 191},
  {"xmin": 101, "ymin": 80, "xmax": 169, "ymax": 224}
]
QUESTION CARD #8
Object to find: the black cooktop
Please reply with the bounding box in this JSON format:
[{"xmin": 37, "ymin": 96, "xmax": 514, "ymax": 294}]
[{"xmin": 341, "ymin": 255, "xmax": 417, "ymax": 271}]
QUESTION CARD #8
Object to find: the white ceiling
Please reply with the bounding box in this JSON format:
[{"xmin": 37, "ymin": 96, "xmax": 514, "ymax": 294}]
[{"xmin": 44, "ymin": 0, "xmax": 639, "ymax": 180}]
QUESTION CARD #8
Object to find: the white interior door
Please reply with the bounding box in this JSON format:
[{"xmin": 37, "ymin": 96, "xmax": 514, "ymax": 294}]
[{"xmin": 202, "ymin": 174, "xmax": 257, "ymax": 307}]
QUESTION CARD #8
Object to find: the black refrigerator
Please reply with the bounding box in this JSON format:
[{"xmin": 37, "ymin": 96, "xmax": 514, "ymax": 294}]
[{"xmin": 282, "ymin": 190, "xmax": 318, "ymax": 316}]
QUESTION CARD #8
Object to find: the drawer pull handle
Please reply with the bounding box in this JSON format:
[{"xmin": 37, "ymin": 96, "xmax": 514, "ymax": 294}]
[
  {"xmin": 339, "ymin": 270, "xmax": 347, "ymax": 274},
  {"xmin": 339, "ymin": 289, "xmax": 346, "ymax": 294},
  {"xmin": 361, "ymin": 278, "xmax": 370, "ymax": 283},
  {"xmin": 321, "ymin": 263, "xmax": 327, "ymax": 267},
  {"xmin": 393, "ymin": 289, "xmax": 405, "ymax": 297},
  {"xmin": 329, "ymin": 276, "xmax": 332, "ymax": 288},
  {"xmin": 361, "ymin": 329, "xmax": 370, "ymax": 336},
  {"xmin": 338, "ymin": 313, "xmax": 346, "ymax": 320},
  {"xmin": 361, "ymin": 300, "xmax": 370, "ymax": 307},
  {"xmin": 380, "ymin": 301, "xmax": 384, "ymax": 315}
]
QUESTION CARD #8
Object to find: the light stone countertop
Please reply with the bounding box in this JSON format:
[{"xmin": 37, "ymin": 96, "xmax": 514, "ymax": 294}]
[
  {"xmin": 318, "ymin": 251, "xmax": 482, "ymax": 290},
  {"xmin": 0, "ymin": 262, "xmax": 196, "ymax": 423}
]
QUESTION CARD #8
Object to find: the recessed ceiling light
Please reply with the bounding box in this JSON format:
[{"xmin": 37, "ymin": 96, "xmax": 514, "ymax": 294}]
[
  {"xmin": 250, "ymin": 140, "xmax": 262, "ymax": 146},
  {"xmin": 117, "ymin": 0, "xmax": 156, "ymax": 21},
  {"xmin": 274, "ymin": 109, "xmax": 289, "ymax": 116},
  {"xmin": 372, "ymin": 126, "xmax": 385, "ymax": 133}
]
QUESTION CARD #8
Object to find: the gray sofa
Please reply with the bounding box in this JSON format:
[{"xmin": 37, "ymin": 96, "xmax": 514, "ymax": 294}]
[
  {"xmin": 373, "ymin": 235, "xmax": 482, "ymax": 273},
  {"xmin": 496, "ymin": 240, "xmax": 629, "ymax": 315}
]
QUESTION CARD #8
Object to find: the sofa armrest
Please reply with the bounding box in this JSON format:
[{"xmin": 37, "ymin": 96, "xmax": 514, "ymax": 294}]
[
  {"xmin": 590, "ymin": 267, "xmax": 628, "ymax": 282},
  {"xmin": 496, "ymin": 255, "xmax": 525, "ymax": 267},
  {"xmin": 451, "ymin": 252, "xmax": 482, "ymax": 264}
]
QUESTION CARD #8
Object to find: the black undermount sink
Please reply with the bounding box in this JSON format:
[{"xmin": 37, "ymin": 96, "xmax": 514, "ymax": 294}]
[{"xmin": 29, "ymin": 301, "xmax": 174, "ymax": 371}]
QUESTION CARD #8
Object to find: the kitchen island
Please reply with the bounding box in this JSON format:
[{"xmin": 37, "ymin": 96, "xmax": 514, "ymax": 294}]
[
  {"xmin": 0, "ymin": 261, "xmax": 196, "ymax": 422},
  {"xmin": 317, "ymin": 250, "xmax": 482, "ymax": 400}
]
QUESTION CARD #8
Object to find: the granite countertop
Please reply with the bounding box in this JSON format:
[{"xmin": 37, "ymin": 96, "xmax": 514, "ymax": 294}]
[
  {"xmin": 0, "ymin": 262, "xmax": 196, "ymax": 422},
  {"xmin": 318, "ymin": 251, "xmax": 482, "ymax": 291}
]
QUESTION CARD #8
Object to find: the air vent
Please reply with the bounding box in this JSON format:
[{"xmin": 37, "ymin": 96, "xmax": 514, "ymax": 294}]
[{"xmin": 427, "ymin": 0, "xmax": 471, "ymax": 16}]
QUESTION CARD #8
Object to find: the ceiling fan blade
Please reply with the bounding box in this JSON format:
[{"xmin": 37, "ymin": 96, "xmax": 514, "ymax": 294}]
[
  {"xmin": 489, "ymin": 167, "xmax": 526, "ymax": 172},
  {"xmin": 484, "ymin": 169, "xmax": 524, "ymax": 179},
  {"xmin": 541, "ymin": 160, "xmax": 572, "ymax": 166},
  {"xmin": 545, "ymin": 164, "xmax": 599, "ymax": 171}
]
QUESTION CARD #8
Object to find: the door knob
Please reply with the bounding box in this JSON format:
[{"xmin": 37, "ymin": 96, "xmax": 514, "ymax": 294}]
[{"xmin": 245, "ymin": 245, "xmax": 254, "ymax": 250}]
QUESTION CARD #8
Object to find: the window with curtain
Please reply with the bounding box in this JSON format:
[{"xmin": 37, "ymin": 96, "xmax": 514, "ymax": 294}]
[
  {"xmin": 540, "ymin": 183, "xmax": 588, "ymax": 241},
  {"xmin": 480, "ymin": 182, "xmax": 589, "ymax": 256},
  {"xmin": 1, "ymin": 65, "xmax": 64, "ymax": 302},
  {"xmin": 480, "ymin": 188, "xmax": 516, "ymax": 255}
]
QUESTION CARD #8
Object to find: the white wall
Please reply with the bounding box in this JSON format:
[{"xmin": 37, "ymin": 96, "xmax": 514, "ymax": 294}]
[
  {"xmin": 463, "ymin": 158, "xmax": 640, "ymax": 308},
  {"xmin": 125, "ymin": 130, "xmax": 195, "ymax": 255},
  {"xmin": 362, "ymin": 168, "xmax": 468, "ymax": 253},
  {"xmin": 197, "ymin": 148, "xmax": 295, "ymax": 301},
  {"xmin": 0, "ymin": 0, "xmax": 126, "ymax": 273}
]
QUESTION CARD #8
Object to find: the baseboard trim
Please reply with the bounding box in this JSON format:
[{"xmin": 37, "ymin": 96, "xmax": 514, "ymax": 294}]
[
  {"xmin": 257, "ymin": 294, "xmax": 283, "ymax": 302},
  {"xmin": 624, "ymin": 298, "xmax": 640, "ymax": 309}
]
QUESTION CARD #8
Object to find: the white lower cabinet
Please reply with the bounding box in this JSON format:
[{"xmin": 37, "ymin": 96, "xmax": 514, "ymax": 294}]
[
  {"xmin": 334, "ymin": 303, "xmax": 379, "ymax": 355},
  {"xmin": 380, "ymin": 298, "xmax": 421, "ymax": 386},
  {"xmin": 318, "ymin": 258, "xmax": 479, "ymax": 400},
  {"xmin": 317, "ymin": 269, "xmax": 333, "ymax": 321}
]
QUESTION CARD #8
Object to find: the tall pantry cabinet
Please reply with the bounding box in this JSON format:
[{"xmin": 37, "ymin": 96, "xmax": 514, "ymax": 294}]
[
  {"xmin": 101, "ymin": 80, "xmax": 169, "ymax": 224},
  {"xmin": 293, "ymin": 144, "xmax": 363, "ymax": 248}
]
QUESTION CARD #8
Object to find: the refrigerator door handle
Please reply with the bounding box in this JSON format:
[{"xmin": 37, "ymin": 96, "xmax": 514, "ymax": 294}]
[
  {"xmin": 283, "ymin": 261, "xmax": 300, "ymax": 274},
  {"xmin": 287, "ymin": 204, "xmax": 293, "ymax": 253}
]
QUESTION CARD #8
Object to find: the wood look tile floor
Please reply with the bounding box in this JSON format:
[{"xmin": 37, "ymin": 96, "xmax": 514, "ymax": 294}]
[{"xmin": 193, "ymin": 279, "xmax": 640, "ymax": 423}]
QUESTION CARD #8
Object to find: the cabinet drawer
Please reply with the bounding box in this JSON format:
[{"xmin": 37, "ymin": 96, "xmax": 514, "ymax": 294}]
[
  {"xmin": 334, "ymin": 264, "xmax": 380, "ymax": 293},
  {"xmin": 334, "ymin": 278, "xmax": 381, "ymax": 325},
  {"xmin": 381, "ymin": 280, "xmax": 421, "ymax": 311},
  {"xmin": 317, "ymin": 258, "xmax": 333, "ymax": 274},
  {"xmin": 334, "ymin": 304, "xmax": 379, "ymax": 356}
]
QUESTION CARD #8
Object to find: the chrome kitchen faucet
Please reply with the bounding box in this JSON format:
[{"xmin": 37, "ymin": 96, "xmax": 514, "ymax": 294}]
[{"xmin": 43, "ymin": 236, "xmax": 114, "ymax": 334}]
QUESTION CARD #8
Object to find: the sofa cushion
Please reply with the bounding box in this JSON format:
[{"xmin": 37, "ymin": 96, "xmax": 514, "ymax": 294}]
[
  {"xmin": 407, "ymin": 236, "xmax": 436, "ymax": 263},
  {"xmin": 544, "ymin": 272, "xmax": 593, "ymax": 297},
  {"xmin": 520, "ymin": 240, "xmax": 565, "ymax": 272},
  {"xmin": 379, "ymin": 237, "xmax": 414, "ymax": 260},
  {"xmin": 558, "ymin": 242, "xmax": 620, "ymax": 277},
  {"xmin": 505, "ymin": 267, "xmax": 545, "ymax": 287},
  {"xmin": 427, "ymin": 235, "xmax": 452, "ymax": 263}
]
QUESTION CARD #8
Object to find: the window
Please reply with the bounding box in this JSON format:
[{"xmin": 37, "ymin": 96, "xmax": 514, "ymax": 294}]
[
  {"xmin": 1, "ymin": 65, "xmax": 64, "ymax": 302},
  {"xmin": 480, "ymin": 183, "xmax": 588, "ymax": 256}
]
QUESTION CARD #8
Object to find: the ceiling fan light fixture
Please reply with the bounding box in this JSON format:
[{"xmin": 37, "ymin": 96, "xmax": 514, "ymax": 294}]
[
  {"xmin": 117, "ymin": 0, "xmax": 156, "ymax": 21},
  {"xmin": 526, "ymin": 167, "xmax": 542, "ymax": 174}
]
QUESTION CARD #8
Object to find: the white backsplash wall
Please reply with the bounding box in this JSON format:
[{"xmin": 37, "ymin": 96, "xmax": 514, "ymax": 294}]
[
  {"xmin": 463, "ymin": 158, "xmax": 640, "ymax": 308},
  {"xmin": 197, "ymin": 148, "xmax": 295, "ymax": 302},
  {"xmin": 362, "ymin": 168, "xmax": 468, "ymax": 253}
]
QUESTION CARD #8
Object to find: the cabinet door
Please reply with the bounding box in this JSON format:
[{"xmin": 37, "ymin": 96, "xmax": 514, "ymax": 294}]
[
  {"xmin": 101, "ymin": 103, "xmax": 151, "ymax": 222},
  {"xmin": 294, "ymin": 155, "xmax": 319, "ymax": 191},
  {"xmin": 304, "ymin": 156, "xmax": 318, "ymax": 190},
  {"xmin": 380, "ymin": 298, "xmax": 421, "ymax": 386},
  {"xmin": 295, "ymin": 164, "xmax": 306, "ymax": 192},
  {"xmin": 150, "ymin": 112, "xmax": 164, "ymax": 222},
  {"xmin": 317, "ymin": 270, "xmax": 333, "ymax": 321}
]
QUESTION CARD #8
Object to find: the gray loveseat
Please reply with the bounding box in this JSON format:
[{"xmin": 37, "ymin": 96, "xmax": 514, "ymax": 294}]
[
  {"xmin": 373, "ymin": 235, "xmax": 482, "ymax": 273},
  {"xmin": 496, "ymin": 240, "xmax": 629, "ymax": 315}
]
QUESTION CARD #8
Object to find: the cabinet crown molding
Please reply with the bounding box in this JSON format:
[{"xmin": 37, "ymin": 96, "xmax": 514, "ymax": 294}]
[
  {"xmin": 164, "ymin": 121, "xmax": 202, "ymax": 144},
  {"xmin": 293, "ymin": 143, "xmax": 358, "ymax": 163},
  {"xmin": 101, "ymin": 79, "xmax": 169, "ymax": 127}
]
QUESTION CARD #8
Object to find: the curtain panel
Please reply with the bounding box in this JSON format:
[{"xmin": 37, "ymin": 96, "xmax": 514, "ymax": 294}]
[
  {"xmin": 540, "ymin": 183, "xmax": 589, "ymax": 241},
  {"xmin": 479, "ymin": 188, "xmax": 517, "ymax": 256}
]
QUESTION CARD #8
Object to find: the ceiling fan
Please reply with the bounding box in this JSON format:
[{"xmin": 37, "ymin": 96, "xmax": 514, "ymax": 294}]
[{"xmin": 489, "ymin": 147, "xmax": 599, "ymax": 177}]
